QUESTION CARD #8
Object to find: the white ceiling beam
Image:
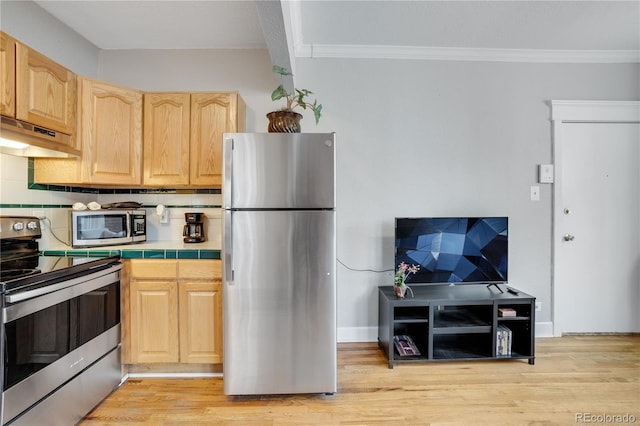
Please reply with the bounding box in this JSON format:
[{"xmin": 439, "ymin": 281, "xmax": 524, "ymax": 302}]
[{"xmin": 256, "ymin": 0, "xmax": 296, "ymax": 92}]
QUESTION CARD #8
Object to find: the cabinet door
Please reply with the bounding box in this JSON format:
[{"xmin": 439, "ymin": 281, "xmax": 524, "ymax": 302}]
[
  {"xmin": 130, "ymin": 279, "xmax": 179, "ymax": 363},
  {"xmin": 34, "ymin": 78, "xmax": 142, "ymax": 185},
  {"xmin": 179, "ymin": 280, "xmax": 222, "ymax": 364},
  {"xmin": 0, "ymin": 32, "xmax": 16, "ymax": 117},
  {"xmin": 15, "ymin": 42, "xmax": 76, "ymax": 134},
  {"xmin": 127, "ymin": 260, "xmax": 178, "ymax": 364},
  {"xmin": 178, "ymin": 260, "xmax": 222, "ymax": 364},
  {"xmin": 143, "ymin": 93, "xmax": 190, "ymax": 186},
  {"xmin": 80, "ymin": 78, "xmax": 142, "ymax": 185},
  {"xmin": 190, "ymin": 92, "xmax": 244, "ymax": 186}
]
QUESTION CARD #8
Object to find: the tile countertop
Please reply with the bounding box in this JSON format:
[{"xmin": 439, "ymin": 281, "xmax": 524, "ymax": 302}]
[{"xmin": 41, "ymin": 241, "xmax": 221, "ymax": 260}]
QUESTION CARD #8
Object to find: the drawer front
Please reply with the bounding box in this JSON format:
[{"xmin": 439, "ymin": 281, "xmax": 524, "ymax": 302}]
[
  {"xmin": 178, "ymin": 260, "xmax": 221, "ymax": 280},
  {"xmin": 130, "ymin": 259, "xmax": 178, "ymax": 279}
]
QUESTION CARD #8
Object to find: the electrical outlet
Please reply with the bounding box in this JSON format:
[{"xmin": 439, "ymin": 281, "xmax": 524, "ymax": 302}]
[
  {"xmin": 535, "ymin": 302, "xmax": 542, "ymax": 312},
  {"xmin": 530, "ymin": 186, "xmax": 540, "ymax": 201},
  {"xmin": 160, "ymin": 210, "xmax": 170, "ymax": 224}
]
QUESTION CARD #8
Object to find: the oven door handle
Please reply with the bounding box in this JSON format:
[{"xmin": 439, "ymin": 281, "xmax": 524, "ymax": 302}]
[{"xmin": 5, "ymin": 264, "xmax": 122, "ymax": 304}]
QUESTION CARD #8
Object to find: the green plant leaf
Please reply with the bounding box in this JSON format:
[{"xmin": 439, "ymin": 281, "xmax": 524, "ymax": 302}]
[
  {"xmin": 313, "ymin": 104, "xmax": 322, "ymax": 124},
  {"xmin": 272, "ymin": 65, "xmax": 292, "ymax": 76},
  {"xmin": 295, "ymin": 89, "xmax": 311, "ymax": 108},
  {"xmin": 271, "ymin": 85, "xmax": 286, "ymax": 101}
]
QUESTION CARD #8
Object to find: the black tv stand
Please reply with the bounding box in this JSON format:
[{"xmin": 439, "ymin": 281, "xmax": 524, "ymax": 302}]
[{"xmin": 378, "ymin": 284, "xmax": 535, "ymax": 368}]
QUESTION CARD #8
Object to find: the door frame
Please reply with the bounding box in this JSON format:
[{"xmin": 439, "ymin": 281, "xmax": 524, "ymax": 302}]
[{"xmin": 550, "ymin": 100, "xmax": 640, "ymax": 336}]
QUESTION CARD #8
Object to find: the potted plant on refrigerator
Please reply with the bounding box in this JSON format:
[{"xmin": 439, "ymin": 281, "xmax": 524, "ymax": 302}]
[{"xmin": 267, "ymin": 65, "xmax": 323, "ymax": 133}]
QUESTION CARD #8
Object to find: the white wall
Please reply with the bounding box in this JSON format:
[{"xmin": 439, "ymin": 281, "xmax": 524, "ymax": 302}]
[
  {"xmin": 2, "ymin": 1, "xmax": 639, "ymax": 339},
  {"xmin": 99, "ymin": 49, "xmax": 275, "ymax": 132},
  {"xmin": 292, "ymin": 58, "xmax": 638, "ymax": 338},
  {"xmin": 0, "ymin": 0, "xmax": 100, "ymax": 77},
  {"xmin": 101, "ymin": 53, "xmax": 639, "ymax": 336}
]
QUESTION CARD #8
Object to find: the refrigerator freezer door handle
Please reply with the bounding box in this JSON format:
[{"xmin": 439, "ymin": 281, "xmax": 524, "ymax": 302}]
[
  {"xmin": 223, "ymin": 136, "xmax": 233, "ymax": 209},
  {"xmin": 224, "ymin": 210, "xmax": 234, "ymax": 285}
]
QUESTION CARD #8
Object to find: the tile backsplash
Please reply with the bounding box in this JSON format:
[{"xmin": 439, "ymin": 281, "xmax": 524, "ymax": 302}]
[{"xmin": 0, "ymin": 153, "xmax": 222, "ymax": 249}]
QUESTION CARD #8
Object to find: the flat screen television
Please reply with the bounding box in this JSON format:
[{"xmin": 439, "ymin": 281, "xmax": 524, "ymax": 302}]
[{"xmin": 395, "ymin": 217, "xmax": 508, "ymax": 285}]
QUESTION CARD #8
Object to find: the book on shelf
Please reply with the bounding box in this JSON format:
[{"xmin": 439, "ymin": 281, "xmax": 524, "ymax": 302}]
[
  {"xmin": 498, "ymin": 308, "xmax": 517, "ymax": 317},
  {"xmin": 393, "ymin": 335, "xmax": 421, "ymax": 357},
  {"xmin": 496, "ymin": 325, "xmax": 512, "ymax": 357}
]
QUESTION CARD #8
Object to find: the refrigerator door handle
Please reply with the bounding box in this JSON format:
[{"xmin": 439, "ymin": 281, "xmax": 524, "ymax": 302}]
[
  {"xmin": 223, "ymin": 136, "xmax": 233, "ymax": 209},
  {"xmin": 224, "ymin": 210, "xmax": 234, "ymax": 284}
]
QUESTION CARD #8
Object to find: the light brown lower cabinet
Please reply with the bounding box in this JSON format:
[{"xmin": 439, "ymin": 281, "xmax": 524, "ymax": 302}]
[{"xmin": 125, "ymin": 259, "xmax": 222, "ymax": 365}]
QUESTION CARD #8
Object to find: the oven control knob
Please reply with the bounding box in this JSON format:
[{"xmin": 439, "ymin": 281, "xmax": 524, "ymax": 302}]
[
  {"xmin": 12, "ymin": 222, "xmax": 24, "ymax": 231},
  {"xmin": 27, "ymin": 221, "xmax": 38, "ymax": 230}
]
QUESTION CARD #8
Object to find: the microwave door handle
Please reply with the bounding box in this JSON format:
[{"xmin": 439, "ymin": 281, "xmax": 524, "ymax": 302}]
[{"xmin": 126, "ymin": 212, "xmax": 132, "ymax": 238}]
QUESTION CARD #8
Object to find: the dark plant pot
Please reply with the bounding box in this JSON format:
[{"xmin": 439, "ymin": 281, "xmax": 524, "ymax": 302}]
[{"xmin": 267, "ymin": 111, "xmax": 302, "ymax": 133}]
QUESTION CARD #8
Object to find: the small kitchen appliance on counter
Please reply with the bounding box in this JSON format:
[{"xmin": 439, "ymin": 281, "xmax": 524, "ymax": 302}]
[
  {"xmin": 70, "ymin": 208, "xmax": 146, "ymax": 248},
  {"xmin": 183, "ymin": 212, "xmax": 205, "ymax": 243},
  {"xmin": 0, "ymin": 216, "xmax": 122, "ymax": 425}
]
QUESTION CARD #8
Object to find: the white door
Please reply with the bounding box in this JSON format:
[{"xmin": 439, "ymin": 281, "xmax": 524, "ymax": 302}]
[{"xmin": 552, "ymin": 101, "xmax": 640, "ymax": 335}]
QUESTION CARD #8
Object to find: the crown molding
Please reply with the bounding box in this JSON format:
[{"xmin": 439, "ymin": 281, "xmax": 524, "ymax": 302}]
[
  {"xmin": 295, "ymin": 43, "xmax": 640, "ymax": 63},
  {"xmin": 550, "ymin": 100, "xmax": 640, "ymax": 122},
  {"xmin": 285, "ymin": 0, "xmax": 639, "ymax": 64}
]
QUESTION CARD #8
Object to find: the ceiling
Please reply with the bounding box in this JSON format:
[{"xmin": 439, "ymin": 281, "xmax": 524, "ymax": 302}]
[
  {"xmin": 33, "ymin": 1, "xmax": 640, "ymax": 63},
  {"xmin": 34, "ymin": 1, "xmax": 267, "ymax": 50}
]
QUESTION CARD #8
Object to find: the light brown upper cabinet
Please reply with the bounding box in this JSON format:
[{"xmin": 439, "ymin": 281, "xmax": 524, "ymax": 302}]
[
  {"xmin": 143, "ymin": 93, "xmax": 191, "ymax": 186},
  {"xmin": 0, "ymin": 32, "xmax": 16, "ymax": 117},
  {"xmin": 35, "ymin": 77, "xmax": 143, "ymax": 186},
  {"xmin": 143, "ymin": 92, "xmax": 246, "ymax": 188},
  {"xmin": 1, "ymin": 31, "xmax": 76, "ymax": 149},
  {"xmin": 15, "ymin": 36, "xmax": 76, "ymax": 134},
  {"xmin": 78, "ymin": 78, "xmax": 142, "ymax": 185}
]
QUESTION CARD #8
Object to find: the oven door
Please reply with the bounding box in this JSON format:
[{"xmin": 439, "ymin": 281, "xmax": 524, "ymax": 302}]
[{"xmin": 1, "ymin": 265, "xmax": 121, "ymax": 425}]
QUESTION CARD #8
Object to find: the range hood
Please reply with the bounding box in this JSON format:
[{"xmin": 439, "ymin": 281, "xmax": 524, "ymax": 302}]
[{"xmin": 0, "ymin": 115, "xmax": 80, "ymax": 158}]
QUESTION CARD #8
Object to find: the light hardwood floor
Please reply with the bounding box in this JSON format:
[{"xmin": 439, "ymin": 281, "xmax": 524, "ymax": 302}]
[{"xmin": 81, "ymin": 335, "xmax": 639, "ymax": 425}]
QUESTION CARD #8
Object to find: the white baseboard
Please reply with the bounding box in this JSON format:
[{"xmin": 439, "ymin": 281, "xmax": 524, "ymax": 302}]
[
  {"xmin": 535, "ymin": 322, "xmax": 554, "ymax": 337},
  {"xmin": 126, "ymin": 372, "xmax": 222, "ymax": 378},
  {"xmin": 337, "ymin": 326, "xmax": 377, "ymax": 343},
  {"xmin": 338, "ymin": 322, "xmax": 555, "ymax": 343}
]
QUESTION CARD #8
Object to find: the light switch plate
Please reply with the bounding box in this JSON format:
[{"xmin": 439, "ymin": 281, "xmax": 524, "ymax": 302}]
[{"xmin": 539, "ymin": 164, "xmax": 554, "ymax": 183}]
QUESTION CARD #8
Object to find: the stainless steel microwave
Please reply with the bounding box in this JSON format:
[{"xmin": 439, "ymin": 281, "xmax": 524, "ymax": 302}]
[{"xmin": 70, "ymin": 209, "xmax": 146, "ymax": 248}]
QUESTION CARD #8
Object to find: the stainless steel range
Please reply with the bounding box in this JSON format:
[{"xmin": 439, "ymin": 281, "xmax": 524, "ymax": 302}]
[{"xmin": 0, "ymin": 216, "xmax": 122, "ymax": 425}]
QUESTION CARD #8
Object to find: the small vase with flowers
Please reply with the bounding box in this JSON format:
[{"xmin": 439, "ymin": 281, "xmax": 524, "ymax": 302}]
[{"xmin": 393, "ymin": 262, "xmax": 420, "ymax": 299}]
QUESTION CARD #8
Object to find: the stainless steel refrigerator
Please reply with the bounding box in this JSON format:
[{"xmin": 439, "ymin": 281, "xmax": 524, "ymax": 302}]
[{"xmin": 221, "ymin": 132, "xmax": 337, "ymax": 395}]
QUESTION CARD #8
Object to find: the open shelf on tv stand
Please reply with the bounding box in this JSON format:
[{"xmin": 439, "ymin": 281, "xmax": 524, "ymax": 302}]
[{"xmin": 377, "ymin": 284, "xmax": 535, "ymax": 369}]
